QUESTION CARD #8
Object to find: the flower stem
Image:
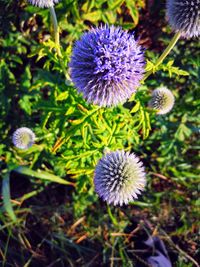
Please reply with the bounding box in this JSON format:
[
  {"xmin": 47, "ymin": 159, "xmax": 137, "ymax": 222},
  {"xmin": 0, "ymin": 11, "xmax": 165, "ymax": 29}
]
[
  {"xmin": 129, "ymin": 32, "xmax": 181, "ymax": 102},
  {"xmin": 49, "ymin": 6, "xmax": 62, "ymax": 57},
  {"xmin": 49, "ymin": 7, "xmax": 70, "ymax": 80},
  {"xmin": 143, "ymin": 31, "xmax": 181, "ymax": 81}
]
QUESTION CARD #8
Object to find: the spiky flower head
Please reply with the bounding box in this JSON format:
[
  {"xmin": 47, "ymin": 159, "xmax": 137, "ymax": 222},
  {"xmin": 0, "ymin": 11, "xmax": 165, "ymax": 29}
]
[
  {"xmin": 166, "ymin": 0, "xmax": 200, "ymax": 38},
  {"xmin": 12, "ymin": 127, "xmax": 35, "ymax": 149},
  {"xmin": 69, "ymin": 25, "xmax": 145, "ymax": 107},
  {"xmin": 27, "ymin": 0, "xmax": 60, "ymax": 8},
  {"xmin": 149, "ymin": 87, "xmax": 175, "ymax": 115},
  {"xmin": 94, "ymin": 150, "xmax": 146, "ymax": 206}
]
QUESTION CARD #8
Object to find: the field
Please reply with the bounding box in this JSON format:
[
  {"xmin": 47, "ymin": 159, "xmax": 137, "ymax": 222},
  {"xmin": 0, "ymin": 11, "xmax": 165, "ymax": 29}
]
[{"xmin": 0, "ymin": 0, "xmax": 199, "ymax": 266}]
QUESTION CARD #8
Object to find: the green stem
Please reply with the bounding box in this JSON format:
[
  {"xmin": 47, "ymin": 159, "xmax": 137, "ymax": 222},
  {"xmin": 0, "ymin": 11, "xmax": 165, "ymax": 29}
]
[
  {"xmin": 49, "ymin": 6, "xmax": 62, "ymax": 57},
  {"xmin": 49, "ymin": 7, "xmax": 70, "ymax": 80},
  {"xmin": 129, "ymin": 32, "xmax": 181, "ymax": 102},
  {"xmin": 143, "ymin": 31, "xmax": 181, "ymax": 81},
  {"xmin": 107, "ymin": 206, "xmax": 118, "ymax": 227}
]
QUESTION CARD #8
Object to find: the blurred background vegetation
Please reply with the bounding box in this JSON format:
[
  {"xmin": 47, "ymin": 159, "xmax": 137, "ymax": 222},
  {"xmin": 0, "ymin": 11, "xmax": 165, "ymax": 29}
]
[{"xmin": 0, "ymin": 0, "xmax": 199, "ymax": 266}]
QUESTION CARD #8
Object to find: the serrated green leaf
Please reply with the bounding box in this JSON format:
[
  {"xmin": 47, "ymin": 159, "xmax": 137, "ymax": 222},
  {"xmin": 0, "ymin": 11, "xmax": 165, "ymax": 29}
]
[
  {"xmin": 108, "ymin": 0, "xmax": 124, "ymax": 10},
  {"xmin": 82, "ymin": 11, "xmax": 102, "ymax": 22},
  {"xmin": 130, "ymin": 102, "xmax": 140, "ymax": 113},
  {"xmin": 56, "ymin": 91, "xmax": 69, "ymax": 101},
  {"xmin": 175, "ymin": 124, "xmax": 192, "ymax": 141},
  {"xmin": 126, "ymin": 0, "xmax": 139, "ymax": 25}
]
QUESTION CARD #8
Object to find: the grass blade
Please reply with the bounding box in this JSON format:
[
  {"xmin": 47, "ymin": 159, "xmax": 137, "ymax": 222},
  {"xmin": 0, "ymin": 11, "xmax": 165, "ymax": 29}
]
[
  {"xmin": 14, "ymin": 166, "xmax": 73, "ymax": 185},
  {"xmin": 2, "ymin": 173, "xmax": 17, "ymax": 222}
]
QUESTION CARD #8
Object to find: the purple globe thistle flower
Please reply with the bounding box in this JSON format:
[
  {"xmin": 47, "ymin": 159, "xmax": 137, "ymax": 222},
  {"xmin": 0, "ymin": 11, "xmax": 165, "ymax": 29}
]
[
  {"xmin": 69, "ymin": 25, "xmax": 145, "ymax": 107},
  {"xmin": 148, "ymin": 87, "xmax": 175, "ymax": 115},
  {"xmin": 166, "ymin": 0, "xmax": 200, "ymax": 38},
  {"xmin": 27, "ymin": 0, "xmax": 60, "ymax": 8},
  {"xmin": 12, "ymin": 127, "xmax": 35, "ymax": 149},
  {"xmin": 94, "ymin": 150, "xmax": 146, "ymax": 206}
]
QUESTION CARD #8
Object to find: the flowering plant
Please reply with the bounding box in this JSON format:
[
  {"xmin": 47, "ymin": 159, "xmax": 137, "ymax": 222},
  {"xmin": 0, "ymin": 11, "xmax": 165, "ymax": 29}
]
[
  {"xmin": 0, "ymin": 4, "xmax": 199, "ymax": 265},
  {"xmin": 2, "ymin": 0, "xmax": 199, "ymax": 208}
]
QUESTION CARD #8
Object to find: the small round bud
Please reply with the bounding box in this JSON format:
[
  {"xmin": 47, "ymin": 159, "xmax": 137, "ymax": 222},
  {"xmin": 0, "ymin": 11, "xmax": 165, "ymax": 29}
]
[
  {"xmin": 12, "ymin": 127, "xmax": 35, "ymax": 149},
  {"xmin": 149, "ymin": 87, "xmax": 175, "ymax": 115}
]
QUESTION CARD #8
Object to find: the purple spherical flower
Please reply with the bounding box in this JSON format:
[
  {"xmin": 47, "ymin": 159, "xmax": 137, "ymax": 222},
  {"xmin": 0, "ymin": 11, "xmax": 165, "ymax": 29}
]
[
  {"xmin": 94, "ymin": 150, "xmax": 146, "ymax": 206},
  {"xmin": 69, "ymin": 25, "xmax": 145, "ymax": 107},
  {"xmin": 166, "ymin": 0, "xmax": 200, "ymax": 38},
  {"xmin": 12, "ymin": 127, "xmax": 35, "ymax": 149},
  {"xmin": 28, "ymin": 0, "xmax": 60, "ymax": 8}
]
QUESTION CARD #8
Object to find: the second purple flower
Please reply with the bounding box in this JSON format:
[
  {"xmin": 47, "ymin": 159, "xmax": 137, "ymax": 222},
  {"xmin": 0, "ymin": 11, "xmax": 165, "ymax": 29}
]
[{"xmin": 69, "ymin": 25, "xmax": 145, "ymax": 107}]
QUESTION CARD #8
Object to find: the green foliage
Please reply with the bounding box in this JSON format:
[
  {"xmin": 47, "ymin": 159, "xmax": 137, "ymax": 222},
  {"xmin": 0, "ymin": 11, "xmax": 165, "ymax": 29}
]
[
  {"xmin": 146, "ymin": 58, "xmax": 190, "ymax": 77},
  {"xmin": 0, "ymin": 0, "xmax": 199, "ymax": 266}
]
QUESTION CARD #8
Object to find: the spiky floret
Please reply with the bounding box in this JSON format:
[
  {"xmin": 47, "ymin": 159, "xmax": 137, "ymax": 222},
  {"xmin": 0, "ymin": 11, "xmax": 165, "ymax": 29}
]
[
  {"xmin": 166, "ymin": 0, "xmax": 200, "ymax": 38},
  {"xmin": 149, "ymin": 87, "xmax": 175, "ymax": 115},
  {"xmin": 27, "ymin": 0, "xmax": 60, "ymax": 8},
  {"xmin": 94, "ymin": 150, "xmax": 146, "ymax": 206},
  {"xmin": 69, "ymin": 25, "xmax": 145, "ymax": 107},
  {"xmin": 12, "ymin": 127, "xmax": 35, "ymax": 149}
]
